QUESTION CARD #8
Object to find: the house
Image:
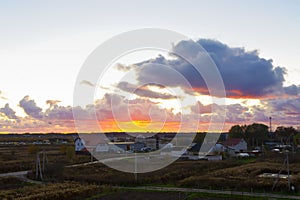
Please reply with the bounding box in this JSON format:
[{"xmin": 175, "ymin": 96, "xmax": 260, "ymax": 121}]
[
  {"xmin": 95, "ymin": 143, "xmax": 110, "ymax": 152},
  {"xmin": 75, "ymin": 134, "xmax": 111, "ymax": 153},
  {"xmin": 145, "ymin": 138, "xmax": 158, "ymax": 150},
  {"xmin": 219, "ymin": 133, "xmax": 229, "ymax": 142},
  {"xmin": 222, "ymin": 138, "xmax": 247, "ymax": 153},
  {"xmin": 109, "ymin": 142, "xmax": 134, "ymax": 152},
  {"xmin": 133, "ymin": 141, "xmax": 146, "ymax": 152},
  {"xmin": 187, "ymin": 143, "xmax": 224, "ymax": 161},
  {"xmin": 49, "ymin": 138, "xmax": 68, "ymax": 145},
  {"xmin": 74, "ymin": 137, "xmax": 86, "ymax": 152}
]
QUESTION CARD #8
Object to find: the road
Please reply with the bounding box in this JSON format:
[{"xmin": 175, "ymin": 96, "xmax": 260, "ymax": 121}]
[
  {"xmin": 0, "ymin": 170, "xmax": 42, "ymax": 184},
  {"xmin": 118, "ymin": 186, "xmax": 300, "ymax": 200},
  {"xmin": 0, "ymin": 156, "xmax": 138, "ymax": 182},
  {"xmin": 0, "ymin": 170, "xmax": 28, "ymax": 177}
]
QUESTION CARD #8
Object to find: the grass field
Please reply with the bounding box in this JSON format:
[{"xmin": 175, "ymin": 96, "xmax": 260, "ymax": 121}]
[{"xmin": 1, "ymin": 135, "xmax": 300, "ymax": 199}]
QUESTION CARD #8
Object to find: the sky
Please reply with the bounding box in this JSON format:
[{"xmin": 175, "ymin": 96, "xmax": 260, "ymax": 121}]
[{"xmin": 0, "ymin": 0, "xmax": 299, "ymax": 133}]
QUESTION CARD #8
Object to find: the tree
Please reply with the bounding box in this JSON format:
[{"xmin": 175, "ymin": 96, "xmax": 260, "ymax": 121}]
[
  {"xmin": 294, "ymin": 133, "xmax": 300, "ymax": 146},
  {"xmin": 228, "ymin": 125, "xmax": 246, "ymax": 138},
  {"xmin": 244, "ymin": 123, "xmax": 269, "ymax": 146},
  {"xmin": 228, "ymin": 123, "xmax": 269, "ymax": 147},
  {"xmin": 275, "ymin": 126, "xmax": 297, "ymax": 143}
]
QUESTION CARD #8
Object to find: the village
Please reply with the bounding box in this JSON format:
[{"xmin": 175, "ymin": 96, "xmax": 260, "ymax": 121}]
[
  {"xmin": 73, "ymin": 127, "xmax": 298, "ymax": 162},
  {"xmin": 1, "ymin": 124, "xmax": 300, "ymax": 199}
]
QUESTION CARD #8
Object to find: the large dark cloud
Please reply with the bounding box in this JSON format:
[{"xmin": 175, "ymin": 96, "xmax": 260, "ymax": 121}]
[
  {"xmin": 19, "ymin": 96, "xmax": 43, "ymax": 119},
  {"xmin": 0, "ymin": 103, "xmax": 18, "ymax": 119},
  {"xmin": 134, "ymin": 39, "xmax": 289, "ymax": 98}
]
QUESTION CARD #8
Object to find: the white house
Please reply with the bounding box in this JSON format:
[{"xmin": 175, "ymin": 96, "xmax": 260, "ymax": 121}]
[
  {"xmin": 188, "ymin": 143, "xmax": 224, "ymax": 161},
  {"xmin": 74, "ymin": 137, "xmax": 86, "ymax": 152},
  {"xmin": 222, "ymin": 138, "xmax": 247, "ymax": 153},
  {"xmin": 95, "ymin": 143, "xmax": 110, "ymax": 152}
]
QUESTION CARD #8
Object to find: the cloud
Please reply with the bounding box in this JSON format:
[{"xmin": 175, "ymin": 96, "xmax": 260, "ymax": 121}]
[
  {"xmin": 0, "ymin": 90, "xmax": 8, "ymax": 100},
  {"xmin": 0, "ymin": 103, "xmax": 18, "ymax": 119},
  {"xmin": 191, "ymin": 101, "xmax": 215, "ymax": 114},
  {"xmin": 19, "ymin": 96, "xmax": 43, "ymax": 119},
  {"xmin": 134, "ymin": 39, "xmax": 289, "ymax": 98},
  {"xmin": 80, "ymin": 80, "xmax": 95, "ymax": 87},
  {"xmin": 47, "ymin": 105, "xmax": 74, "ymax": 120},
  {"xmin": 115, "ymin": 63, "xmax": 137, "ymax": 72},
  {"xmin": 80, "ymin": 80, "xmax": 110, "ymax": 91},
  {"xmin": 46, "ymin": 100, "xmax": 61, "ymax": 106},
  {"xmin": 117, "ymin": 81, "xmax": 177, "ymax": 99},
  {"xmin": 191, "ymin": 101, "xmax": 251, "ymax": 123},
  {"xmin": 284, "ymin": 85, "xmax": 300, "ymax": 96},
  {"xmin": 266, "ymin": 97, "xmax": 300, "ymax": 117},
  {"xmin": 92, "ymin": 93, "xmax": 181, "ymax": 124}
]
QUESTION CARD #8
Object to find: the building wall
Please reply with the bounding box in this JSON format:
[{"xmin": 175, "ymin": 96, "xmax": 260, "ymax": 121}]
[
  {"xmin": 75, "ymin": 138, "xmax": 85, "ymax": 151},
  {"xmin": 95, "ymin": 143, "xmax": 109, "ymax": 152},
  {"xmin": 232, "ymin": 140, "xmax": 247, "ymax": 152}
]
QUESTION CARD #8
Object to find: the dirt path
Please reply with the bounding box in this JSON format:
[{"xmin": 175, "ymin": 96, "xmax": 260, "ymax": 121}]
[
  {"xmin": 0, "ymin": 170, "xmax": 43, "ymax": 184},
  {"xmin": 118, "ymin": 186, "xmax": 300, "ymax": 200}
]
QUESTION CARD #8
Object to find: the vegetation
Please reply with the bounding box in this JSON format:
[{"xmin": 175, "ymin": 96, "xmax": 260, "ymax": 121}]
[
  {"xmin": 0, "ymin": 177, "xmax": 33, "ymax": 190},
  {"xmin": 0, "ymin": 144, "xmax": 91, "ymax": 173},
  {"xmin": 0, "ymin": 182, "xmax": 113, "ymax": 200},
  {"xmin": 229, "ymin": 123, "xmax": 269, "ymax": 146},
  {"xmin": 60, "ymin": 153, "xmax": 300, "ymax": 193},
  {"xmin": 1, "ymin": 130, "xmax": 300, "ymax": 199}
]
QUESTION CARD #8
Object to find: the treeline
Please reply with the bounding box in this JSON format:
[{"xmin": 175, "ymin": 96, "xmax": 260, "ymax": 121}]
[{"xmin": 229, "ymin": 123, "xmax": 300, "ymax": 146}]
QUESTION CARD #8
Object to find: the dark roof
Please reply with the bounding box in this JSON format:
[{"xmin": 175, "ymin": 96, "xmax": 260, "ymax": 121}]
[
  {"xmin": 188, "ymin": 143, "xmax": 202, "ymax": 152},
  {"xmin": 222, "ymin": 138, "xmax": 244, "ymax": 147}
]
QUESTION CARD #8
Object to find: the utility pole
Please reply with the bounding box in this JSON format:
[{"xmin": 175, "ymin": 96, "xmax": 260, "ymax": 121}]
[
  {"xmin": 287, "ymin": 150, "xmax": 291, "ymax": 191},
  {"xmin": 35, "ymin": 151, "xmax": 47, "ymax": 181},
  {"xmin": 35, "ymin": 152, "xmax": 43, "ymax": 180},
  {"xmin": 269, "ymin": 117, "xmax": 272, "ymax": 137},
  {"xmin": 273, "ymin": 134, "xmax": 292, "ymax": 192}
]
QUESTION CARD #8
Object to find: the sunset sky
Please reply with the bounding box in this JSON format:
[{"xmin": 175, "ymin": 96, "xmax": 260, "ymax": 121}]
[{"xmin": 0, "ymin": 0, "xmax": 299, "ymax": 133}]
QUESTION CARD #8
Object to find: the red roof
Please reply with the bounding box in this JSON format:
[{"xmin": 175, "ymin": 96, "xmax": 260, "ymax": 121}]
[{"xmin": 222, "ymin": 138, "xmax": 244, "ymax": 147}]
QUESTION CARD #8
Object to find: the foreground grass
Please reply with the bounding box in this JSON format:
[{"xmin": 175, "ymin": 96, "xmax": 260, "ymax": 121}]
[
  {"xmin": 89, "ymin": 188, "xmax": 296, "ymax": 200},
  {"xmin": 187, "ymin": 192, "xmax": 270, "ymax": 200},
  {"xmin": 0, "ymin": 181, "xmax": 113, "ymax": 200}
]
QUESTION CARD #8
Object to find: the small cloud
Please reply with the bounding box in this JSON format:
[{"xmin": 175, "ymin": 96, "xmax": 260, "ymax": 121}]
[
  {"xmin": 0, "ymin": 103, "xmax": 18, "ymax": 119},
  {"xmin": 80, "ymin": 80, "xmax": 95, "ymax": 87},
  {"xmin": 19, "ymin": 96, "xmax": 43, "ymax": 119},
  {"xmin": 46, "ymin": 100, "xmax": 61, "ymax": 106},
  {"xmin": 115, "ymin": 63, "xmax": 137, "ymax": 72},
  {"xmin": 0, "ymin": 90, "xmax": 8, "ymax": 100},
  {"xmin": 45, "ymin": 100, "xmax": 61, "ymax": 114},
  {"xmin": 117, "ymin": 81, "xmax": 177, "ymax": 99}
]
